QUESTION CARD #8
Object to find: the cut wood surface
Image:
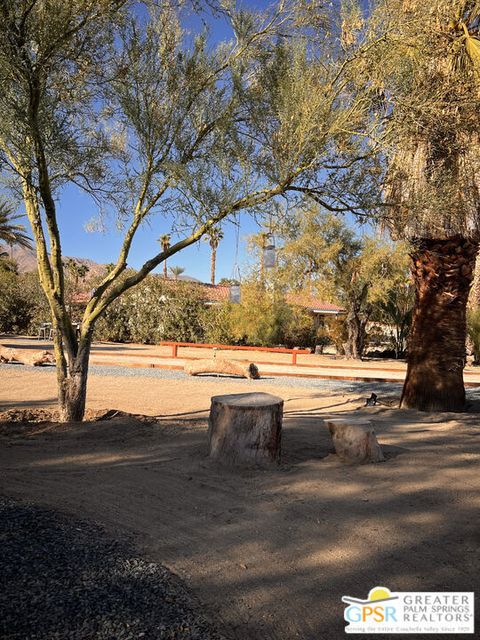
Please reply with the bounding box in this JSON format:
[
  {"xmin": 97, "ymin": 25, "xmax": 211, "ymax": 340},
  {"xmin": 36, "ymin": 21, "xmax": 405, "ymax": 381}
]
[
  {"xmin": 208, "ymin": 392, "xmax": 283, "ymax": 465},
  {"xmin": 0, "ymin": 345, "xmax": 55, "ymax": 366},
  {"xmin": 184, "ymin": 358, "xmax": 259, "ymax": 379},
  {"xmin": 324, "ymin": 417, "xmax": 384, "ymax": 464}
]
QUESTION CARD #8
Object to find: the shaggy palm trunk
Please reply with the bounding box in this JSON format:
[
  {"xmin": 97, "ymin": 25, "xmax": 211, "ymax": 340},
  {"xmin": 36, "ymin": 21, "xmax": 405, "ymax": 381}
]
[{"xmin": 401, "ymin": 237, "xmax": 478, "ymax": 411}]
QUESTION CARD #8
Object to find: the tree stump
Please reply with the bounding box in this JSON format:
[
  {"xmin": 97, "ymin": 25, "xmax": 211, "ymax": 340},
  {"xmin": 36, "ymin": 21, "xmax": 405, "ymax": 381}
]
[
  {"xmin": 208, "ymin": 393, "xmax": 283, "ymax": 465},
  {"xmin": 324, "ymin": 417, "xmax": 384, "ymax": 464},
  {"xmin": 185, "ymin": 358, "xmax": 259, "ymax": 379}
]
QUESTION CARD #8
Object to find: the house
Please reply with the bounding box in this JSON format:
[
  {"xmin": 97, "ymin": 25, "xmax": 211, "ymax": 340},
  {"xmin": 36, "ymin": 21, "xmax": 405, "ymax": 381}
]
[
  {"xmin": 71, "ymin": 278, "xmax": 345, "ymax": 323},
  {"xmin": 199, "ymin": 283, "xmax": 345, "ymax": 323}
]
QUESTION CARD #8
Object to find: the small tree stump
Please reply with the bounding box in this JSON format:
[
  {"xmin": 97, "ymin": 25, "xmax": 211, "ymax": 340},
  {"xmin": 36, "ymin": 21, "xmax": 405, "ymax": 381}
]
[
  {"xmin": 185, "ymin": 358, "xmax": 259, "ymax": 379},
  {"xmin": 324, "ymin": 417, "xmax": 384, "ymax": 464},
  {"xmin": 208, "ymin": 393, "xmax": 283, "ymax": 465}
]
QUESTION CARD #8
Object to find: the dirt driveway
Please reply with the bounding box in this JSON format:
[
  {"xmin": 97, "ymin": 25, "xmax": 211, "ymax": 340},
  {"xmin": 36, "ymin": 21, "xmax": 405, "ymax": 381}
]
[{"xmin": 1, "ymin": 400, "xmax": 479, "ymax": 639}]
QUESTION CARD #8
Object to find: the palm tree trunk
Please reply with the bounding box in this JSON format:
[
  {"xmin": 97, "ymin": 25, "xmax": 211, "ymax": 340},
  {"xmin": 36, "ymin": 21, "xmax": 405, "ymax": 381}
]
[
  {"xmin": 401, "ymin": 237, "xmax": 478, "ymax": 412},
  {"xmin": 211, "ymin": 248, "xmax": 216, "ymax": 285},
  {"xmin": 163, "ymin": 260, "xmax": 167, "ymax": 278}
]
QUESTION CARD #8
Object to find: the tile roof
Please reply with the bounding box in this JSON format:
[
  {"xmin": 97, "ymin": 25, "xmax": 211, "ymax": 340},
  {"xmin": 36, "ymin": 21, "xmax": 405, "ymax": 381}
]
[
  {"xmin": 202, "ymin": 285, "xmax": 344, "ymax": 313},
  {"xmin": 284, "ymin": 292, "xmax": 344, "ymax": 313},
  {"xmin": 71, "ymin": 281, "xmax": 345, "ymax": 314}
]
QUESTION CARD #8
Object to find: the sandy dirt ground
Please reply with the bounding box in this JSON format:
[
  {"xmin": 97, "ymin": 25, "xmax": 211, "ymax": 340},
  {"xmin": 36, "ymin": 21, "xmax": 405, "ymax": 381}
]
[
  {"xmin": 0, "ymin": 369, "xmax": 479, "ymax": 639},
  {"xmin": 2, "ymin": 335, "xmax": 409, "ymax": 369},
  {"xmin": 0, "ymin": 366, "xmax": 368, "ymax": 417}
]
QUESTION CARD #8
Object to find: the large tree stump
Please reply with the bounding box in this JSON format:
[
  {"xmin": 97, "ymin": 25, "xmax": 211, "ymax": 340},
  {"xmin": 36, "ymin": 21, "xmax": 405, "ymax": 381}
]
[
  {"xmin": 324, "ymin": 417, "xmax": 384, "ymax": 464},
  {"xmin": 185, "ymin": 358, "xmax": 259, "ymax": 379},
  {"xmin": 0, "ymin": 345, "xmax": 55, "ymax": 366},
  {"xmin": 208, "ymin": 393, "xmax": 283, "ymax": 465}
]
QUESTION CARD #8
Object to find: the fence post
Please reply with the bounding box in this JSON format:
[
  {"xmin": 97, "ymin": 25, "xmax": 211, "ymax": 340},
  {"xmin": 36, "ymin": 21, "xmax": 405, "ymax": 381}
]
[
  {"xmin": 292, "ymin": 351, "xmax": 297, "ymax": 365},
  {"xmin": 172, "ymin": 344, "xmax": 178, "ymax": 358}
]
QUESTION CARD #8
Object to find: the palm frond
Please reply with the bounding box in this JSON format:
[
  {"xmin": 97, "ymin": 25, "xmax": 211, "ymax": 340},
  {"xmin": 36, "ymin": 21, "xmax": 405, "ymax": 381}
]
[{"xmin": 0, "ymin": 200, "xmax": 33, "ymax": 251}]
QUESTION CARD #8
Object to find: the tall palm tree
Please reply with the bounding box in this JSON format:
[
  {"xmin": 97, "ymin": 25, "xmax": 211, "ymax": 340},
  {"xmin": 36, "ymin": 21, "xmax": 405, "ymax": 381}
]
[
  {"xmin": 64, "ymin": 258, "xmax": 90, "ymax": 292},
  {"xmin": 0, "ymin": 201, "xmax": 32, "ymax": 251},
  {"xmin": 205, "ymin": 227, "xmax": 224, "ymax": 285},
  {"xmin": 158, "ymin": 234, "xmax": 171, "ymax": 278},
  {"xmin": 367, "ymin": 0, "xmax": 480, "ymax": 410},
  {"xmin": 169, "ymin": 265, "xmax": 185, "ymax": 280}
]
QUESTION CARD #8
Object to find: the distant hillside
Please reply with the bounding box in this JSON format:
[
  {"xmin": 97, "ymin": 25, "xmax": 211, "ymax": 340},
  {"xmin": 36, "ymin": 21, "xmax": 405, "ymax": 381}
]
[
  {"xmin": 0, "ymin": 244, "xmax": 106, "ymax": 279},
  {"xmin": 0, "ymin": 244, "xmax": 201, "ymax": 283}
]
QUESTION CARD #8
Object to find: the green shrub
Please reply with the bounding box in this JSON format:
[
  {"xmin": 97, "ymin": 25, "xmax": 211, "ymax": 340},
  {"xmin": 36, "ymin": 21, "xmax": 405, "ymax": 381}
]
[
  {"xmin": 94, "ymin": 276, "xmax": 206, "ymax": 344},
  {"xmin": 200, "ymin": 302, "xmax": 236, "ymax": 344},
  {"xmin": 0, "ymin": 269, "xmax": 31, "ymax": 333},
  {"xmin": 467, "ymin": 308, "xmax": 480, "ymax": 364}
]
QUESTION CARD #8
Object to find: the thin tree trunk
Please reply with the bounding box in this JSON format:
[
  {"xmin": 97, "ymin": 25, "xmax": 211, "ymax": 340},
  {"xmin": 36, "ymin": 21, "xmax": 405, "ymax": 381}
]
[
  {"xmin": 344, "ymin": 286, "xmax": 369, "ymax": 359},
  {"xmin": 401, "ymin": 237, "xmax": 478, "ymax": 412},
  {"xmin": 163, "ymin": 260, "xmax": 167, "ymax": 278},
  {"xmin": 211, "ymin": 248, "xmax": 216, "ymax": 285},
  {"xmin": 344, "ymin": 311, "xmax": 366, "ymax": 359},
  {"xmin": 58, "ymin": 334, "xmax": 92, "ymax": 422}
]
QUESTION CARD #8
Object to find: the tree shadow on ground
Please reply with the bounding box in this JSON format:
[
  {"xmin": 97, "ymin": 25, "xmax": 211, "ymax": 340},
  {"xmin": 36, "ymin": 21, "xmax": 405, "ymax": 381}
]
[{"xmin": 0, "ymin": 408, "xmax": 478, "ymax": 640}]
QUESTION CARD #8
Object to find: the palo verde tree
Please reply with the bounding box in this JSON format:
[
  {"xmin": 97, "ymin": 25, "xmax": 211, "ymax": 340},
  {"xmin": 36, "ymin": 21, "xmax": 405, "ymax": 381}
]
[
  {"xmin": 360, "ymin": 0, "xmax": 480, "ymax": 410},
  {"xmin": 273, "ymin": 206, "xmax": 410, "ymax": 358},
  {"xmin": 0, "ymin": 0, "xmax": 375, "ymax": 421}
]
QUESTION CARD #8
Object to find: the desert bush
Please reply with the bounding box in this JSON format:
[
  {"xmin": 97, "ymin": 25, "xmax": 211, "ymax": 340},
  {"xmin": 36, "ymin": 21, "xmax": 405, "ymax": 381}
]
[
  {"xmin": 467, "ymin": 308, "xmax": 480, "ymax": 364},
  {"xmin": 0, "ymin": 268, "xmax": 31, "ymax": 333},
  {"xmin": 94, "ymin": 276, "xmax": 205, "ymax": 344},
  {"xmin": 229, "ymin": 284, "xmax": 291, "ymax": 347},
  {"xmin": 282, "ymin": 305, "xmax": 316, "ymax": 349},
  {"xmin": 316, "ymin": 317, "xmax": 348, "ymax": 355},
  {"xmin": 200, "ymin": 302, "xmax": 236, "ymax": 345}
]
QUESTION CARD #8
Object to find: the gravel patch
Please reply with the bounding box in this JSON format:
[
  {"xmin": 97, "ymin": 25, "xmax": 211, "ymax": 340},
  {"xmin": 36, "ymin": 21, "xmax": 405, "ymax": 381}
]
[
  {"xmin": 0, "ymin": 361, "xmax": 402, "ymax": 394},
  {"xmin": 0, "ymin": 497, "xmax": 223, "ymax": 640}
]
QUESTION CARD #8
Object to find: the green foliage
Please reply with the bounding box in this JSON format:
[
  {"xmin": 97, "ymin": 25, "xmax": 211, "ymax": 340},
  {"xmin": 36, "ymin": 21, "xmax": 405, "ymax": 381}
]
[
  {"xmin": 229, "ymin": 284, "xmax": 288, "ymax": 347},
  {"xmin": 0, "ymin": 268, "xmax": 49, "ymax": 334},
  {"xmin": 0, "ymin": 201, "xmax": 32, "ymax": 250},
  {"xmin": 467, "ymin": 307, "xmax": 480, "ymax": 364},
  {"xmin": 361, "ymin": 0, "xmax": 480, "ymax": 240},
  {"xmin": 0, "ymin": 269, "xmax": 30, "ymax": 333},
  {"xmin": 200, "ymin": 302, "xmax": 236, "ymax": 345},
  {"xmin": 95, "ymin": 277, "xmax": 205, "ymax": 344},
  {"xmin": 282, "ymin": 305, "xmax": 317, "ymax": 349},
  {"xmin": 373, "ymin": 283, "xmax": 414, "ymax": 358},
  {"xmin": 271, "ymin": 206, "xmax": 412, "ymax": 357},
  {"xmin": 227, "ymin": 283, "xmax": 316, "ymax": 348},
  {"xmin": 316, "ymin": 317, "xmax": 349, "ymax": 355}
]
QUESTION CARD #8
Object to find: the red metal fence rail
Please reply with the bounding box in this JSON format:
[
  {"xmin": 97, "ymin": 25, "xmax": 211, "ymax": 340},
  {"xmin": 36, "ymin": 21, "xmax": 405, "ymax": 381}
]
[{"xmin": 160, "ymin": 341, "xmax": 311, "ymax": 365}]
